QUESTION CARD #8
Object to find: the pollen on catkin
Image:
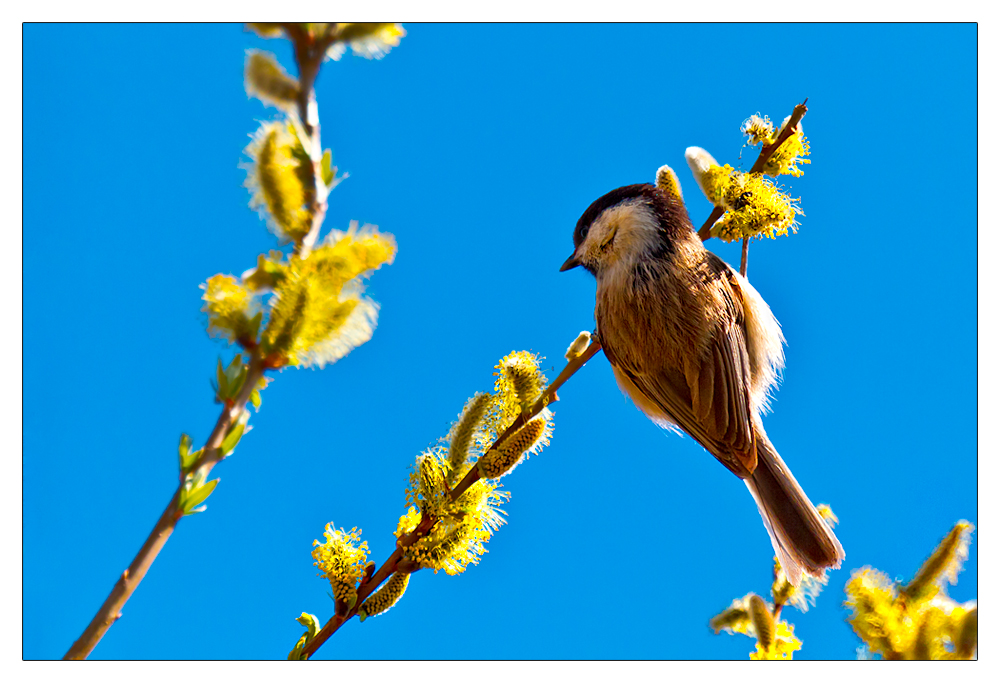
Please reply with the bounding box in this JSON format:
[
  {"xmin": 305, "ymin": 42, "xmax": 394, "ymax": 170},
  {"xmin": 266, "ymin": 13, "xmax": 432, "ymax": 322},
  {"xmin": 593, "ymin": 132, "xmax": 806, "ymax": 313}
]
[
  {"xmin": 741, "ymin": 114, "xmax": 774, "ymax": 146},
  {"xmin": 201, "ymin": 274, "xmax": 260, "ymax": 344},
  {"xmin": 311, "ymin": 525, "xmax": 369, "ymax": 607},
  {"xmin": 477, "ymin": 417, "xmax": 548, "ymax": 479},
  {"xmin": 763, "ymin": 116, "xmax": 811, "ymax": 177},
  {"xmin": 750, "ymin": 621, "xmax": 802, "ymax": 660},
  {"xmin": 655, "ymin": 165, "xmax": 683, "ymax": 201},
  {"xmin": 259, "ymin": 227, "xmax": 396, "ymax": 368},
  {"xmin": 394, "ymin": 506, "xmax": 421, "ymax": 539},
  {"xmin": 402, "ymin": 480, "xmax": 509, "ymax": 575},
  {"xmin": 478, "ymin": 351, "xmax": 548, "ymax": 454},
  {"xmin": 358, "ymin": 571, "xmax": 410, "ymax": 622},
  {"xmin": 502, "ymin": 353, "xmax": 543, "ymax": 411},
  {"xmin": 704, "ymin": 165, "xmax": 801, "ymax": 242},
  {"xmin": 741, "ymin": 113, "xmax": 811, "ymax": 177}
]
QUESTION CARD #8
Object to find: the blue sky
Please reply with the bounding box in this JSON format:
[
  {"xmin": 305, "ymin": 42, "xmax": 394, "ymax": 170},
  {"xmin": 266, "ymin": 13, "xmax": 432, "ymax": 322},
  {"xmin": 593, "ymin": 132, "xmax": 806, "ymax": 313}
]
[{"xmin": 24, "ymin": 23, "xmax": 977, "ymax": 660}]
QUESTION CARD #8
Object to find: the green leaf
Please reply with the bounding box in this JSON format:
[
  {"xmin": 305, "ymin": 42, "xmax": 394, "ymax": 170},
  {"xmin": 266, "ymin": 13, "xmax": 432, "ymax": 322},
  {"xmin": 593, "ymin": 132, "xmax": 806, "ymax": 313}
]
[
  {"xmin": 288, "ymin": 635, "xmax": 307, "ymax": 661},
  {"xmin": 296, "ymin": 612, "xmax": 321, "ymax": 638},
  {"xmin": 220, "ymin": 420, "xmax": 246, "ymax": 457},
  {"xmin": 321, "ymin": 149, "xmax": 334, "ymax": 187},
  {"xmin": 178, "ymin": 434, "xmax": 192, "ymax": 469},
  {"xmin": 181, "ymin": 478, "xmax": 219, "ymax": 515},
  {"xmin": 246, "ymin": 311, "xmax": 264, "ymax": 341},
  {"xmin": 182, "ymin": 447, "xmax": 203, "ymax": 473},
  {"xmin": 250, "ymin": 390, "xmax": 261, "ymax": 410},
  {"xmin": 223, "ymin": 355, "xmax": 247, "ymax": 400},
  {"xmin": 216, "ymin": 359, "xmax": 228, "ymax": 401}
]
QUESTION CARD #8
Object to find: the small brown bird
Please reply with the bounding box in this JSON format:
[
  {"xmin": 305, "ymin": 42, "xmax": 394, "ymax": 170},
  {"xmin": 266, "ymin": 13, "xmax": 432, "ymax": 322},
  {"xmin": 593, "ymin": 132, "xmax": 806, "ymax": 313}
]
[{"xmin": 560, "ymin": 181, "xmax": 844, "ymax": 584}]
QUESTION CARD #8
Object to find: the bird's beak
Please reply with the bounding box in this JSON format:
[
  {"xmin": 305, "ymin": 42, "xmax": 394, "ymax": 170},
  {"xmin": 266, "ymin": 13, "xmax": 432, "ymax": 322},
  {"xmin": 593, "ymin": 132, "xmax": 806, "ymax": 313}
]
[{"xmin": 560, "ymin": 252, "xmax": 582, "ymax": 272}]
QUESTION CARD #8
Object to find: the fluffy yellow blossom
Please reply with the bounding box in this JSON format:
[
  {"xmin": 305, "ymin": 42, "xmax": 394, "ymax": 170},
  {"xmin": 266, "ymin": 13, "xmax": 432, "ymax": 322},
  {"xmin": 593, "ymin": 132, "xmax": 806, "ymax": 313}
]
[
  {"xmin": 772, "ymin": 558, "xmax": 828, "ymax": 613},
  {"xmin": 260, "ymin": 226, "xmax": 396, "ymax": 368},
  {"xmin": 244, "ymin": 51, "xmax": 299, "ymax": 111},
  {"xmin": 312, "ymin": 525, "xmax": 369, "ymax": 608},
  {"xmin": 750, "ymin": 621, "xmax": 802, "ymax": 660},
  {"xmin": 710, "ymin": 593, "xmax": 801, "ymax": 660},
  {"xmin": 902, "ymin": 521, "xmax": 973, "ymax": 603},
  {"xmin": 655, "ymin": 164, "xmax": 683, "ymax": 201},
  {"xmin": 403, "ymin": 447, "xmax": 509, "ymax": 575},
  {"xmin": 477, "ymin": 351, "xmax": 548, "ymax": 453},
  {"xmin": 741, "ymin": 114, "xmax": 774, "ymax": 146},
  {"xmin": 327, "ymin": 23, "xmax": 406, "ymax": 61},
  {"xmin": 477, "ymin": 417, "xmax": 550, "ymax": 480},
  {"xmin": 246, "ymin": 23, "xmax": 284, "ymax": 39},
  {"xmin": 447, "ymin": 393, "xmax": 492, "ymax": 483},
  {"xmin": 709, "ymin": 598, "xmax": 751, "ymax": 635},
  {"xmin": 243, "ymin": 120, "xmax": 313, "ymax": 244},
  {"xmin": 565, "ymin": 331, "xmax": 591, "ymax": 361},
  {"xmin": 701, "ymin": 164, "xmax": 801, "ymax": 242},
  {"xmin": 201, "ymin": 274, "xmax": 260, "ymax": 345},
  {"xmin": 816, "ymin": 504, "xmax": 839, "ymax": 527},
  {"xmin": 358, "ymin": 571, "xmax": 410, "ymax": 622},
  {"xmin": 741, "ymin": 112, "xmax": 811, "ymax": 177},
  {"xmin": 845, "ymin": 522, "xmax": 977, "ymax": 660},
  {"xmin": 395, "ymin": 506, "xmax": 422, "ymax": 539}
]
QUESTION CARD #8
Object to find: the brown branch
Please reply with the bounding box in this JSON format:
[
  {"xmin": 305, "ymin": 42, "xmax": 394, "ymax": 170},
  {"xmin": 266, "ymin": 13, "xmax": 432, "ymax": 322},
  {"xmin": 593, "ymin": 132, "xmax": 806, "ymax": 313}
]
[
  {"xmin": 64, "ymin": 354, "xmax": 266, "ymax": 660},
  {"xmin": 697, "ymin": 99, "xmax": 809, "ymax": 244},
  {"xmin": 300, "ymin": 338, "xmax": 605, "ymax": 659}
]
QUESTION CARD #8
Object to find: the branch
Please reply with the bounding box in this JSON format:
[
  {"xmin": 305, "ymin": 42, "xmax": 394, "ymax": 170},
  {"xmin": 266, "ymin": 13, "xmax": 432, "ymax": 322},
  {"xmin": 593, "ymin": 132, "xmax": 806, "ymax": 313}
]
[
  {"xmin": 696, "ymin": 99, "xmax": 810, "ymax": 271},
  {"xmin": 64, "ymin": 353, "xmax": 266, "ymax": 660},
  {"xmin": 285, "ymin": 25, "xmax": 335, "ymax": 259},
  {"xmin": 300, "ymin": 338, "xmax": 605, "ymax": 659}
]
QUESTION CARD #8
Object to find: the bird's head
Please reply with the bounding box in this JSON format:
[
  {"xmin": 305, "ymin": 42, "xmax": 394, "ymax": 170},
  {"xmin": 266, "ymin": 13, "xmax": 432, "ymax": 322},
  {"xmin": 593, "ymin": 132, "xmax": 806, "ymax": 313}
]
[{"xmin": 559, "ymin": 183, "xmax": 692, "ymax": 276}]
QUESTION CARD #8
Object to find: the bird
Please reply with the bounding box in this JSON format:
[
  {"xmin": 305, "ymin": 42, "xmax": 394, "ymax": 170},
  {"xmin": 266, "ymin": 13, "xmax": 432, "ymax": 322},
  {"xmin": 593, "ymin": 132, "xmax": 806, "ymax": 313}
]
[{"xmin": 559, "ymin": 179, "xmax": 844, "ymax": 585}]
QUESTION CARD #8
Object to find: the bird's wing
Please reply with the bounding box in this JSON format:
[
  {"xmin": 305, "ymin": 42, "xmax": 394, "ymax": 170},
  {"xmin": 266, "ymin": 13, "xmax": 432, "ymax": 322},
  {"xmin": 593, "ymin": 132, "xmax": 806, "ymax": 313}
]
[{"xmin": 603, "ymin": 268, "xmax": 758, "ymax": 478}]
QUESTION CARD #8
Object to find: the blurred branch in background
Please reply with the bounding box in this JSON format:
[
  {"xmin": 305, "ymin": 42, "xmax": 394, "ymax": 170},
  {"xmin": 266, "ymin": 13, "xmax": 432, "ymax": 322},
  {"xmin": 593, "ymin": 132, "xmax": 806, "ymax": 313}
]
[{"xmin": 63, "ymin": 23, "xmax": 403, "ymax": 660}]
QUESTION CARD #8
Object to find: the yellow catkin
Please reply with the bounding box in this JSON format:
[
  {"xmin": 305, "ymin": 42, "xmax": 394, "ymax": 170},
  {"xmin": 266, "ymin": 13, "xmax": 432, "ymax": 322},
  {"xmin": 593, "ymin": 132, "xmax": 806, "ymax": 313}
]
[
  {"xmin": 477, "ymin": 418, "xmax": 545, "ymax": 479},
  {"xmin": 565, "ymin": 331, "xmax": 591, "ymax": 361},
  {"xmin": 245, "ymin": 122, "xmax": 311, "ymax": 242},
  {"xmin": 358, "ymin": 571, "xmax": 410, "ymax": 622},
  {"xmin": 448, "ymin": 393, "xmax": 492, "ymax": 475},
  {"xmin": 956, "ymin": 606, "xmax": 977, "ymax": 659},
  {"xmin": 741, "ymin": 114, "xmax": 774, "ymax": 146},
  {"xmin": 655, "ymin": 165, "xmax": 683, "ymax": 201},
  {"xmin": 748, "ymin": 595, "xmax": 775, "ymax": 651},
  {"xmin": 903, "ymin": 522, "xmax": 973, "ymax": 602},
  {"xmin": 503, "ymin": 358, "xmax": 542, "ymax": 410},
  {"xmin": 709, "ymin": 606, "xmax": 749, "ymax": 634},
  {"xmin": 245, "ymin": 51, "xmax": 300, "ymax": 109}
]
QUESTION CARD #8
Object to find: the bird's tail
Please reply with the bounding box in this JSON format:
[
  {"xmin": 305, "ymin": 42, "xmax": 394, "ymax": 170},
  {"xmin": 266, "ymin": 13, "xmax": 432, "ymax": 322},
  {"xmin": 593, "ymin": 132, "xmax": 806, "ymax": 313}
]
[{"xmin": 744, "ymin": 431, "xmax": 845, "ymax": 586}]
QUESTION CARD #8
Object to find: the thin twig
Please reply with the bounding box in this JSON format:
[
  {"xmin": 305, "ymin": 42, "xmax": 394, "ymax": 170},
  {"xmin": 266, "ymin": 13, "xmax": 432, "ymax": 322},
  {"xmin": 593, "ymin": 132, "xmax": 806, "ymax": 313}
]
[
  {"xmin": 300, "ymin": 338, "xmax": 605, "ymax": 658},
  {"xmin": 304, "ymin": 100, "xmax": 813, "ymax": 663},
  {"xmin": 65, "ymin": 26, "xmax": 342, "ymax": 661},
  {"xmin": 64, "ymin": 354, "xmax": 266, "ymax": 660},
  {"xmin": 740, "ymin": 237, "xmax": 749, "ymax": 277},
  {"xmin": 697, "ymin": 99, "xmax": 809, "ymax": 244}
]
